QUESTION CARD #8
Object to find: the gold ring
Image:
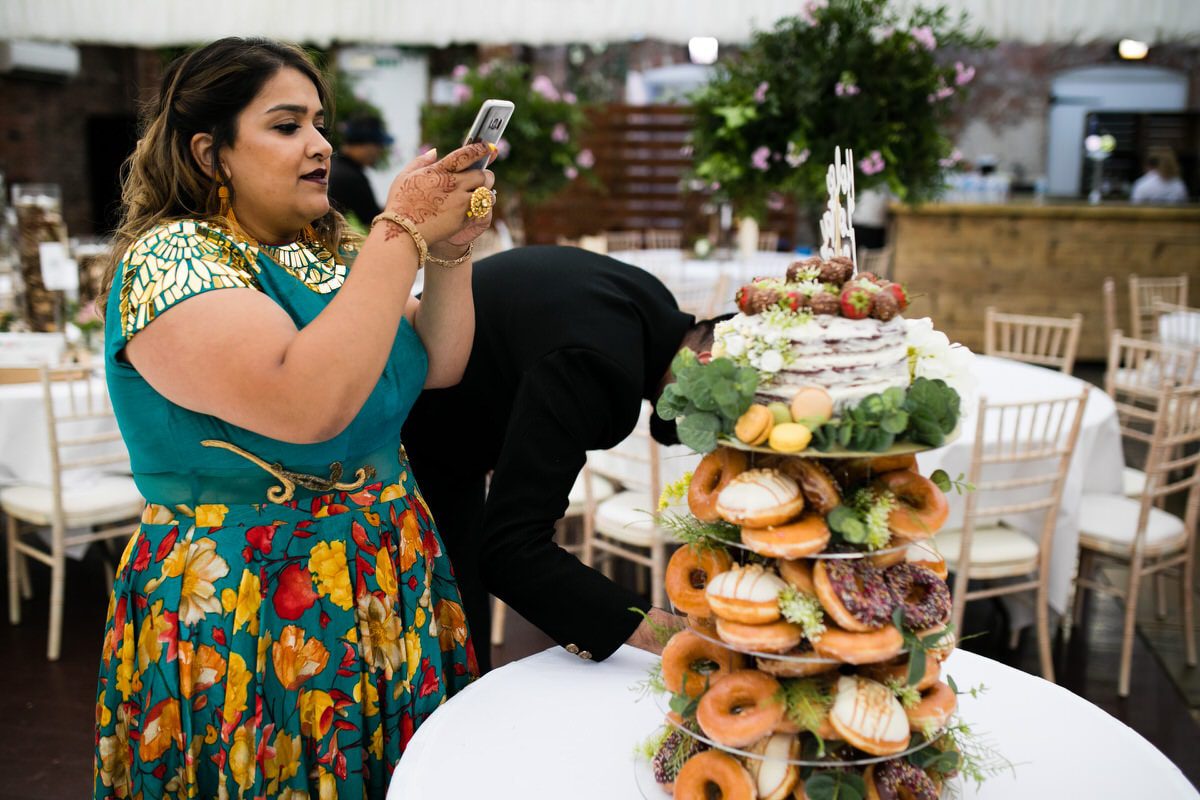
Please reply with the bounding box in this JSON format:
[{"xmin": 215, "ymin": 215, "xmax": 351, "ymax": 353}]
[{"xmin": 467, "ymin": 186, "xmax": 495, "ymax": 219}]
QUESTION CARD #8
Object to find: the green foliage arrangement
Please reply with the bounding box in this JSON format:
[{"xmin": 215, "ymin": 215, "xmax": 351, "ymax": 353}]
[
  {"xmin": 688, "ymin": 0, "xmax": 991, "ymax": 219},
  {"xmin": 656, "ymin": 349, "xmax": 760, "ymax": 453},
  {"xmin": 811, "ymin": 377, "xmax": 960, "ymax": 453},
  {"xmin": 421, "ymin": 62, "xmax": 593, "ymax": 207}
]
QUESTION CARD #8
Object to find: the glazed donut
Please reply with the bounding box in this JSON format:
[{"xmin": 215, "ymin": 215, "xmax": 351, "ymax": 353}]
[
  {"xmin": 779, "ymin": 459, "xmax": 842, "ymax": 515},
  {"xmin": 864, "ymin": 759, "xmax": 938, "ymax": 800},
  {"xmin": 716, "ymin": 617, "xmax": 804, "ymax": 654},
  {"xmin": 861, "ymin": 653, "xmax": 941, "ymax": 692},
  {"xmin": 884, "ymin": 564, "xmax": 951, "ymax": 630},
  {"xmin": 746, "ymin": 733, "xmax": 801, "ymax": 800},
  {"xmin": 755, "ymin": 648, "xmax": 840, "ymax": 679},
  {"xmin": 869, "ymin": 454, "xmax": 918, "ymax": 474},
  {"xmin": 905, "ymin": 539, "xmax": 948, "ymax": 580},
  {"xmin": 905, "ymin": 680, "xmax": 957, "ymax": 733},
  {"xmin": 688, "ymin": 448, "xmax": 749, "ymax": 522},
  {"xmin": 666, "ymin": 545, "xmax": 734, "ymax": 617},
  {"xmin": 875, "ymin": 470, "xmax": 949, "ymax": 542},
  {"xmin": 813, "ymin": 624, "xmax": 905, "ymax": 665},
  {"xmin": 673, "ymin": 750, "xmax": 755, "ymax": 800},
  {"xmin": 813, "ymin": 559, "xmax": 897, "ymax": 632},
  {"xmin": 696, "ymin": 669, "xmax": 784, "ymax": 747},
  {"xmin": 777, "ymin": 559, "xmax": 816, "ymax": 595},
  {"xmin": 828, "ymin": 675, "xmax": 910, "ymax": 756},
  {"xmin": 716, "ymin": 469, "xmax": 805, "ymax": 527},
  {"xmin": 868, "ymin": 546, "xmax": 907, "ymax": 569},
  {"xmin": 661, "ymin": 629, "xmax": 744, "ymax": 697},
  {"xmin": 742, "ymin": 514, "xmax": 831, "ymax": 559},
  {"xmin": 917, "ymin": 622, "xmax": 956, "ymax": 662},
  {"xmin": 707, "ymin": 564, "xmax": 788, "ymax": 624}
]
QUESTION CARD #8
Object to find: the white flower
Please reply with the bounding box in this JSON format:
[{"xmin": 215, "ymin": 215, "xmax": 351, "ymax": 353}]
[
  {"xmin": 759, "ymin": 349, "xmax": 785, "ymax": 373},
  {"xmin": 905, "ymin": 317, "xmax": 977, "ymax": 413},
  {"xmin": 722, "ymin": 333, "xmax": 746, "ymax": 358}
]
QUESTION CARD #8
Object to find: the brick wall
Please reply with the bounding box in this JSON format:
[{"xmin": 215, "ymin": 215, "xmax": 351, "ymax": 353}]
[{"xmin": 0, "ymin": 46, "xmax": 161, "ymax": 237}]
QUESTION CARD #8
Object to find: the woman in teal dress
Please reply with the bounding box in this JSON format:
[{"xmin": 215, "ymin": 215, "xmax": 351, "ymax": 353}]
[{"xmin": 93, "ymin": 38, "xmax": 495, "ymax": 799}]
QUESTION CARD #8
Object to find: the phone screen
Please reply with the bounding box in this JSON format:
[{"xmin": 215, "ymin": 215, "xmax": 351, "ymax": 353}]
[{"xmin": 462, "ymin": 100, "xmax": 514, "ymax": 171}]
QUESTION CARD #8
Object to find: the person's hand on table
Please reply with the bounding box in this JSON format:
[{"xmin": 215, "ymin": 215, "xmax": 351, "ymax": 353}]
[{"xmin": 626, "ymin": 607, "xmax": 685, "ymax": 656}]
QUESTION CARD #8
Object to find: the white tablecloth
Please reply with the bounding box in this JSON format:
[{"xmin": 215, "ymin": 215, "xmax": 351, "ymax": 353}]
[
  {"xmin": 1159, "ymin": 309, "xmax": 1200, "ymax": 348},
  {"xmin": 0, "ymin": 375, "xmax": 120, "ymax": 487},
  {"xmin": 388, "ymin": 645, "xmax": 1197, "ymax": 799},
  {"xmin": 609, "ymin": 249, "xmax": 798, "ymax": 313},
  {"xmin": 919, "ymin": 356, "xmax": 1123, "ymax": 613}
]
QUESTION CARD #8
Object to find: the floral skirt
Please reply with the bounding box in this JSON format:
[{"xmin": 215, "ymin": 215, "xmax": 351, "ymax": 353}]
[{"xmin": 93, "ymin": 467, "xmax": 477, "ymax": 799}]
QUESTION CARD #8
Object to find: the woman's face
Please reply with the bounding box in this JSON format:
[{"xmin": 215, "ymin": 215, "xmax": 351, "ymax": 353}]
[{"xmin": 222, "ymin": 67, "xmax": 332, "ymax": 243}]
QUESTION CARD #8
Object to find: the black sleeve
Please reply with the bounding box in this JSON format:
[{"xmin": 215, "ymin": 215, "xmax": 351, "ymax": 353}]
[
  {"xmin": 478, "ymin": 348, "xmax": 650, "ymax": 661},
  {"xmin": 328, "ymin": 169, "xmax": 381, "ymax": 227}
]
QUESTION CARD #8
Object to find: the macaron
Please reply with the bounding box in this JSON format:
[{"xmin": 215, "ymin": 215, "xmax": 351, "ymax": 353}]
[
  {"xmin": 769, "ymin": 423, "xmax": 812, "ymax": 453},
  {"xmin": 735, "ymin": 404, "xmax": 774, "ymax": 446},
  {"xmin": 767, "ymin": 401, "xmax": 793, "ymax": 426},
  {"xmin": 790, "ymin": 386, "xmax": 834, "ymax": 427}
]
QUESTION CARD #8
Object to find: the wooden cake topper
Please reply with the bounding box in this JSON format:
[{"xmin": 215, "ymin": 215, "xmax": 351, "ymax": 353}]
[{"xmin": 819, "ymin": 146, "xmax": 858, "ymax": 272}]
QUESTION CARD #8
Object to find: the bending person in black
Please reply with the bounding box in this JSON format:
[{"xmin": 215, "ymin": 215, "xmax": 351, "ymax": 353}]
[{"xmin": 403, "ymin": 246, "xmax": 723, "ymax": 671}]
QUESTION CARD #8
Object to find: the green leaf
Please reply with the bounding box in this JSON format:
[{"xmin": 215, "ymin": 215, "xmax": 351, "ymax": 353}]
[
  {"xmin": 881, "ymin": 410, "xmax": 909, "ymax": 434},
  {"xmin": 827, "ymin": 505, "xmax": 869, "ymax": 544},
  {"xmin": 930, "ymin": 469, "xmax": 952, "ymax": 493},
  {"xmin": 677, "ymin": 413, "xmax": 721, "ymax": 453},
  {"xmin": 655, "ymin": 386, "xmax": 687, "ymax": 421}
]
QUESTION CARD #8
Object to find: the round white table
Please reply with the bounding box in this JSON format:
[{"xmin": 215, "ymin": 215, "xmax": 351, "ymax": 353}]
[
  {"xmin": 387, "ymin": 645, "xmax": 1197, "ymax": 798},
  {"xmin": 609, "ymin": 249, "xmax": 798, "ymax": 314},
  {"xmin": 919, "ymin": 355, "xmax": 1123, "ymax": 613}
]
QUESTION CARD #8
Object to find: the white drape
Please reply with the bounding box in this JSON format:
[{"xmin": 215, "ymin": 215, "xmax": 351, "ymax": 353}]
[{"xmin": 3, "ymin": 0, "xmax": 1198, "ymax": 47}]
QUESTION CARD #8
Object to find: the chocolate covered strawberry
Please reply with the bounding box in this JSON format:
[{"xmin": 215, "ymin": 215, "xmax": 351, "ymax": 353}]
[
  {"xmin": 882, "ymin": 282, "xmax": 910, "ymax": 311},
  {"xmin": 784, "ymin": 291, "xmax": 809, "ymax": 312},
  {"xmin": 810, "ymin": 291, "xmax": 840, "ymax": 316},
  {"xmin": 840, "ymin": 284, "xmax": 873, "ymax": 319},
  {"xmin": 871, "ymin": 291, "xmax": 900, "ymax": 321}
]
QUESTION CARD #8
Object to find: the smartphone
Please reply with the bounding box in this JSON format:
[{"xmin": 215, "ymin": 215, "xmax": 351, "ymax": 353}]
[{"xmin": 462, "ymin": 99, "xmax": 515, "ymax": 170}]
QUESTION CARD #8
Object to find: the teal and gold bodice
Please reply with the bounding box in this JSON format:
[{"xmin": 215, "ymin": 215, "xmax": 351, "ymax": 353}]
[{"xmin": 104, "ymin": 219, "xmax": 427, "ymax": 506}]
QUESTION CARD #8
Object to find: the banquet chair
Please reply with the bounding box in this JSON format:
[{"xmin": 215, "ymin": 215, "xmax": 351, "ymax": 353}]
[
  {"xmin": 1070, "ymin": 383, "xmax": 1200, "ymax": 697},
  {"xmin": 1102, "ymin": 277, "xmax": 1118, "ymax": 347},
  {"xmin": 935, "ymin": 389, "xmax": 1089, "ymax": 681},
  {"xmin": 1104, "ymin": 333, "xmax": 1199, "ymax": 499},
  {"xmin": 489, "ymin": 468, "xmax": 616, "ymax": 646},
  {"xmin": 1129, "ymin": 274, "xmax": 1188, "ymax": 341},
  {"xmin": 643, "ymin": 229, "xmax": 683, "ymax": 250},
  {"xmin": 757, "ymin": 230, "xmax": 781, "ymax": 252},
  {"xmin": 604, "ymin": 230, "xmax": 644, "ymax": 253},
  {"xmin": 859, "ymin": 246, "xmax": 894, "ymax": 281},
  {"xmin": 581, "ymin": 402, "xmax": 692, "ymax": 608},
  {"xmin": 672, "ymin": 275, "xmax": 728, "ymax": 319},
  {"xmin": 983, "ymin": 307, "xmax": 1083, "ymax": 374},
  {"xmin": 2, "ymin": 365, "xmax": 143, "ymax": 660}
]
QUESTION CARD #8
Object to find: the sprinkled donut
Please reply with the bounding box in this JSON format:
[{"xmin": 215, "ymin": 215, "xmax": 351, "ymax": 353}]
[
  {"xmin": 885, "ymin": 563, "xmax": 951, "ymax": 630},
  {"xmin": 864, "ymin": 759, "xmax": 938, "ymax": 800},
  {"xmin": 813, "ymin": 559, "xmax": 897, "ymax": 631}
]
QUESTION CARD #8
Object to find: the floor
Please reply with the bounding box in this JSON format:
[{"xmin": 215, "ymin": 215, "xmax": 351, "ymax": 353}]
[{"xmin": 1, "ymin": 361, "xmax": 1197, "ymax": 797}]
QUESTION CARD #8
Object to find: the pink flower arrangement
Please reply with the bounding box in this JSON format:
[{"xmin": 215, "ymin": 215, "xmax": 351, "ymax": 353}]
[
  {"xmin": 751, "ymin": 146, "xmax": 772, "ymax": 171},
  {"xmin": 859, "ymin": 150, "xmax": 886, "ymax": 175},
  {"xmin": 938, "ymin": 148, "xmax": 963, "ymax": 168},
  {"xmin": 562, "ymin": 91, "xmax": 578, "ymax": 104},
  {"xmin": 564, "ymin": 165, "xmax": 579, "ymax": 180},
  {"xmin": 754, "ymin": 82, "xmax": 770, "ymax": 103},
  {"xmin": 451, "ymin": 64, "xmax": 470, "ymax": 80},
  {"xmin": 910, "ymin": 25, "xmax": 937, "ymax": 50},
  {"xmin": 452, "ymin": 83, "xmax": 473, "ymax": 104},
  {"xmin": 551, "ymin": 123, "xmax": 569, "ymax": 143},
  {"xmin": 835, "ymin": 81, "xmax": 860, "ymax": 97},
  {"xmin": 798, "ymin": 0, "xmax": 827, "ymax": 26},
  {"xmin": 954, "ymin": 62, "xmax": 976, "ymax": 86},
  {"xmin": 576, "ymin": 149, "xmax": 595, "ymax": 169},
  {"xmin": 496, "ymin": 139, "xmax": 511, "ymax": 160},
  {"xmin": 531, "ymin": 75, "xmax": 560, "ymax": 101},
  {"xmin": 927, "ymin": 80, "xmax": 954, "ymax": 102},
  {"xmin": 785, "ymin": 142, "xmax": 810, "ymax": 168}
]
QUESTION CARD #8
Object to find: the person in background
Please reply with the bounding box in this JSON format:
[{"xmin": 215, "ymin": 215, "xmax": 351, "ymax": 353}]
[
  {"xmin": 329, "ymin": 113, "xmax": 393, "ymax": 228},
  {"xmin": 403, "ymin": 247, "xmax": 726, "ymax": 673},
  {"xmin": 852, "ymin": 186, "xmax": 891, "ymax": 250},
  {"xmin": 93, "ymin": 37, "xmax": 494, "ymax": 799},
  {"xmin": 1130, "ymin": 146, "xmax": 1189, "ymax": 204}
]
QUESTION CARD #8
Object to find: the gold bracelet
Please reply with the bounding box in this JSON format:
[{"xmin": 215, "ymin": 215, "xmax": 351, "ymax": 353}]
[
  {"xmin": 426, "ymin": 243, "xmax": 473, "ymax": 268},
  {"xmin": 370, "ymin": 211, "xmax": 427, "ymax": 270}
]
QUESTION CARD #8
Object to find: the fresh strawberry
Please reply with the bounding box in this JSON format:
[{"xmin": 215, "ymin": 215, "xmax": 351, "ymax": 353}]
[
  {"xmin": 885, "ymin": 282, "xmax": 910, "ymax": 311},
  {"xmin": 840, "ymin": 284, "xmax": 873, "ymax": 319}
]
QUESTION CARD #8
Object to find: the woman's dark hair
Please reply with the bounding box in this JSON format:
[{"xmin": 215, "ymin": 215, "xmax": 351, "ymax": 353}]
[{"xmin": 99, "ymin": 37, "xmax": 349, "ymax": 311}]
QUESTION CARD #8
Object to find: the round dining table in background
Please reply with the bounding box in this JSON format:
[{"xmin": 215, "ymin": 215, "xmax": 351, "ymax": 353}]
[
  {"xmin": 387, "ymin": 644, "xmax": 1197, "ymax": 798},
  {"xmin": 919, "ymin": 355, "xmax": 1123, "ymax": 613}
]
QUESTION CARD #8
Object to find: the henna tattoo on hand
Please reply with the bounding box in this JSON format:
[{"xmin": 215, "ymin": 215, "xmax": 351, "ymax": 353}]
[{"xmin": 390, "ymin": 166, "xmax": 457, "ymax": 224}]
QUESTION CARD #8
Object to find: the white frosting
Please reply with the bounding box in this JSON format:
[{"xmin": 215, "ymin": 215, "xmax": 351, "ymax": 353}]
[
  {"xmin": 831, "ymin": 676, "xmax": 908, "ymax": 746},
  {"xmin": 715, "ymin": 469, "xmax": 800, "ymax": 515},
  {"xmin": 752, "ymin": 733, "xmax": 798, "ymax": 797},
  {"xmin": 706, "ymin": 564, "xmax": 788, "ymax": 604},
  {"xmin": 722, "ymin": 312, "xmax": 910, "ymax": 411}
]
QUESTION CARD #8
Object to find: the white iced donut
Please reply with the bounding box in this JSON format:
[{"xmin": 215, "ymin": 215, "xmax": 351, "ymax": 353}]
[
  {"xmin": 747, "ymin": 733, "xmax": 800, "ymax": 800},
  {"xmin": 828, "ymin": 675, "xmax": 910, "ymax": 756},
  {"xmin": 706, "ymin": 564, "xmax": 788, "ymax": 624},
  {"xmin": 715, "ymin": 469, "xmax": 805, "ymax": 527}
]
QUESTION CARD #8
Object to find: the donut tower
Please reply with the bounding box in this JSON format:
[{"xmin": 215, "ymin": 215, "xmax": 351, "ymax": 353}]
[{"xmin": 636, "ymin": 151, "xmax": 967, "ymax": 800}]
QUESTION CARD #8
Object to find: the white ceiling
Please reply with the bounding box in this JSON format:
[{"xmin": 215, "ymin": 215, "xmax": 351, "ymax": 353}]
[{"xmin": 3, "ymin": 0, "xmax": 1198, "ymax": 47}]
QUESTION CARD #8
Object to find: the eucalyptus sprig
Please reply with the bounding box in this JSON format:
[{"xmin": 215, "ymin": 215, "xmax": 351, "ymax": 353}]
[
  {"xmin": 668, "ymin": 690, "xmax": 702, "ymax": 721},
  {"xmin": 894, "ymin": 608, "xmax": 956, "ymax": 686},
  {"xmin": 656, "ymin": 510, "xmax": 741, "ymax": 549},
  {"xmin": 930, "ymin": 469, "xmax": 974, "ymax": 495},
  {"xmin": 812, "ymin": 386, "xmax": 909, "ymax": 453},
  {"xmin": 803, "ymin": 770, "xmax": 867, "ymax": 800},
  {"xmin": 656, "ymin": 349, "xmax": 759, "ymax": 453}
]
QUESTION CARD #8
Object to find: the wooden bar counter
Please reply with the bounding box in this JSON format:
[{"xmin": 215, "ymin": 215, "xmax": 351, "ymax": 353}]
[{"xmin": 890, "ymin": 200, "xmax": 1200, "ymax": 361}]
